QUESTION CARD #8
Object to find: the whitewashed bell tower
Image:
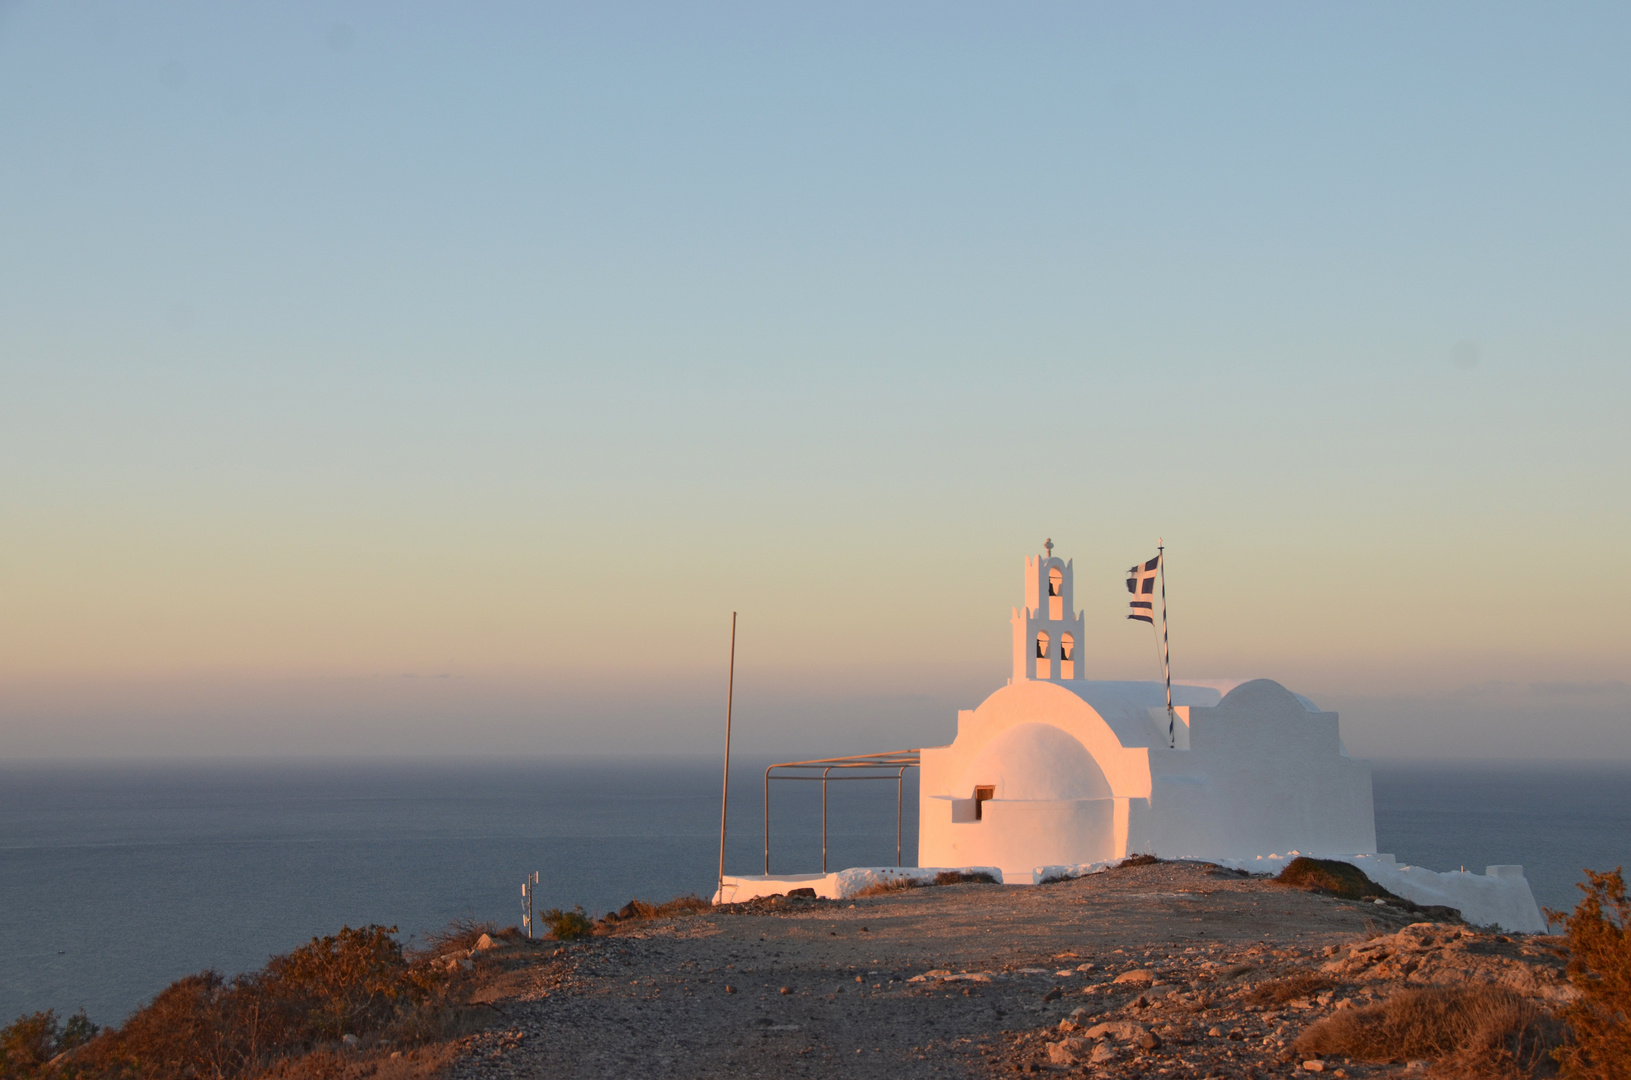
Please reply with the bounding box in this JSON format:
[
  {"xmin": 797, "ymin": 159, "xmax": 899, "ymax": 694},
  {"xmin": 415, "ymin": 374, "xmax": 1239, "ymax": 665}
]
[{"xmin": 1011, "ymin": 539, "xmax": 1085, "ymax": 682}]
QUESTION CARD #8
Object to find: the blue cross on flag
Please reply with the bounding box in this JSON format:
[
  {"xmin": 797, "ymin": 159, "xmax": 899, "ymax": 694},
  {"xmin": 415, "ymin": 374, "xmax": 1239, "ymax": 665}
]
[{"xmin": 1126, "ymin": 554, "xmax": 1160, "ymax": 623}]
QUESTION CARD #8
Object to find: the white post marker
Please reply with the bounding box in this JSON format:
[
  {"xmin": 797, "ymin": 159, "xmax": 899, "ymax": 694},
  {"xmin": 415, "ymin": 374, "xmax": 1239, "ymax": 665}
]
[{"xmin": 521, "ymin": 870, "xmax": 539, "ymax": 939}]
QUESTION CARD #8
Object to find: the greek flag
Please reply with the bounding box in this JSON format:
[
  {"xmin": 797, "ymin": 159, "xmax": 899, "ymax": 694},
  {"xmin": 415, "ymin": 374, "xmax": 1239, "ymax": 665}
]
[{"xmin": 1126, "ymin": 554, "xmax": 1160, "ymax": 623}]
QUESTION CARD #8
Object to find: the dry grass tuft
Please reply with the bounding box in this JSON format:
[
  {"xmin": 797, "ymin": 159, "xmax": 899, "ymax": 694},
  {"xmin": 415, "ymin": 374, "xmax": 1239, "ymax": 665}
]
[
  {"xmin": 417, "ymin": 918, "xmax": 500, "ymax": 957},
  {"xmin": 1294, "ymin": 984, "xmax": 1558, "ymax": 1079},
  {"xmin": 652, "ymin": 895, "xmax": 712, "ymax": 917},
  {"xmin": 853, "ymin": 870, "xmax": 1001, "ymax": 897},
  {"xmin": 1244, "ymin": 972, "xmax": 1338, "ymax": 1006},
  {"xmin": 599, "ymin": 895, "xmax": 712, "ymax": 927},
  {"xmin": 255, "ymin": 1041, "xmax": 461, "ymax": 1080},
  {"xmin": 854, "ymin": 877, "xmax": 923, "ymax": 898},
  {"xmin": 1119, "ymin": 853, "xmax": 1161, "ymax": 868}
]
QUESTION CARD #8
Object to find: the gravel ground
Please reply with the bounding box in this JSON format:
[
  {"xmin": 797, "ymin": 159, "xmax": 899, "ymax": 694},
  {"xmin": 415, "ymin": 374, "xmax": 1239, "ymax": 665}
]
[{"xmin": 444, "ymin": 861, "xmax": 1565, "ymax": 1080}]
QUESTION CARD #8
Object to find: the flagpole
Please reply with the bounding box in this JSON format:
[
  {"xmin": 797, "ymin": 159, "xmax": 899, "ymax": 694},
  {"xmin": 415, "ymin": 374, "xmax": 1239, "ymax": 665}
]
[
  {"xmin": 1159, "ymin": 539, "xmax": 1174, "ymax": 748},
  {"xmin": 717, "ymin": 612, "xmax": 737, "ymax": 904}
]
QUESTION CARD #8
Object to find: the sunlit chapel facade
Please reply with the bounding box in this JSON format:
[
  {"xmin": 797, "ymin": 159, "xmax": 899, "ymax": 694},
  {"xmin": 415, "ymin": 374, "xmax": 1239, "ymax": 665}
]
[{"xmin": 919, "ymin": 545, "xmax": 1377, "ymax": 883}]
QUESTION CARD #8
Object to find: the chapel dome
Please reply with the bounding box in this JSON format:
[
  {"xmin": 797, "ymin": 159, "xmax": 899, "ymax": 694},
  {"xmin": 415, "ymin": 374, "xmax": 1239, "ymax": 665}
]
[
  {"xmin": 1216, "ymin": 678, "xmax": 1317, "ymax": 716},
  {"xmin": 956, "ymin": 722, "xmax": 1112, "ymax": 801}
]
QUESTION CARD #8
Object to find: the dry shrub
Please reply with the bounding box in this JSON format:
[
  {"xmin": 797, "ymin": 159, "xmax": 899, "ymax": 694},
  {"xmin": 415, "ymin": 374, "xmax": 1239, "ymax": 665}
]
[
  {"xmin": 112, "ymin": 971, "xmax": 238, "ymax": 1076},
  {"xmin": 18, "ymin": 925, "xmax": 480, "ymax": 1080},
  {"xmin": 1277, "ymin": 857, "xmax": 1398, "ymax": 902},
  {"xmin": 1294, "ymin": 984, "xmax": 1557, "ymax": 1078},
  {"xmin": 260, "ymin": 925, "xmax": 435, "ymax": 1041},
  {"xmin": 1245, "ymin": 972, "xmax": 1338, "ymax": 1006},
  {"xmin": 933, "ymin": 871, "xmax": 999, "ymax": 886},
  {"xmin": 417, "ymin": 919, "xmax": 498, "ymax": 957},
  {"xmin": 539, "ymin": 907, "xmax": 593, "ymax": 941},
  {"xmin": 854, "ymin": 877, "xmax": 922, "ymax": 898},
  {"xmin": 1, "ymin": 1010, "xmax": 99, "ymax": 1077},
  {"xmin": 1549, "ymin": 867, "xmax": 1631, "ymax": 1080},
  {"xmin": 1119, "ymin": 854, "xmax": 1161, "ymax": 868}
]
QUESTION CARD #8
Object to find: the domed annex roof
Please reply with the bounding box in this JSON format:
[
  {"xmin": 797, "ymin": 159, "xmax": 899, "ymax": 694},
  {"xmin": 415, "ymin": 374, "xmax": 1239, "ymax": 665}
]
[{"xmin": 1216, "ymin": 678, "xmax": 1319, "ymax": 717}]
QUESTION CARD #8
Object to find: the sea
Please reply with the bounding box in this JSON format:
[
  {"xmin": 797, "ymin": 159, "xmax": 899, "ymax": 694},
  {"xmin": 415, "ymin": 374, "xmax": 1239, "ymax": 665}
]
[{"xmin": 2, "ymin": 758, "xmax": 1628, "ymax": 1028}]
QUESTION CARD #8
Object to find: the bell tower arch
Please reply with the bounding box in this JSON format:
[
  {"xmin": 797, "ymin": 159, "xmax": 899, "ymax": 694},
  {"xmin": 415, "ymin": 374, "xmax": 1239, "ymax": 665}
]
[{"xmin": 1011, "ymin": 539, "xmax": 1086, "ymax": 682}]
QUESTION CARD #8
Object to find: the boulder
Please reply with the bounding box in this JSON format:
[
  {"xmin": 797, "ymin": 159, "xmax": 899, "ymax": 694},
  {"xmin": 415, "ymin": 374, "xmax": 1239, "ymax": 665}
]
[
  {"xmin": 1047, "ymin": 1037, "xmax": 1092, "ymax": 1065},
  {"xmin": 1320, "ymin": 923, "xmax": 1573, "ymax": 1002},
  {"xmin": 474, "ymin": 933, "xmax": 494, "ymax": 951},
  {"xmin": 1084, "ymin": 1021, "xmax": 1148, "ymax": 1042}
]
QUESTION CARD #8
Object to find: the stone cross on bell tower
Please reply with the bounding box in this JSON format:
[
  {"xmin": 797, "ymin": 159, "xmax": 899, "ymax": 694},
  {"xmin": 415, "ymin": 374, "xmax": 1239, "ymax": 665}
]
[{"xmin": 1011, "ymin": 540, "xmax": 1085, "ymax": 682}]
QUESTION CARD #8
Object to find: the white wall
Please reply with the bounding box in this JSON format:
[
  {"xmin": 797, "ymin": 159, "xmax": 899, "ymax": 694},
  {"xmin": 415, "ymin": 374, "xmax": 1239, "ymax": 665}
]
[
  {"xmin": 1131, "ymin": 680, "xmax": 1377, "ymax": 859},
  {"xmin": 921, "ymin": 677, "xmax": 1376, "ymax": 879}
]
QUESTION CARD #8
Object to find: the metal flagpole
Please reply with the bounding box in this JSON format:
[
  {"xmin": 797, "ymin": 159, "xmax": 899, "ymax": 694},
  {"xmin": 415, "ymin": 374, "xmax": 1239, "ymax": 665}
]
[
  {"xmin": 717, "ymin": 612, "xmax": 737, "ymax": 903},
  {"xmin": 1159, "ymin": 539, "xmax": 1174, "ymax": 748}
]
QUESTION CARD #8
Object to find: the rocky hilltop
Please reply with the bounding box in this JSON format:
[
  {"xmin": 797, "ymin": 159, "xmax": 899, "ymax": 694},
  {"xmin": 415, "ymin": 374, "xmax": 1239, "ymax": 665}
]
[{"xmin": 447, "ymin": 860, "xmax": 1570, "ymax": 1079}]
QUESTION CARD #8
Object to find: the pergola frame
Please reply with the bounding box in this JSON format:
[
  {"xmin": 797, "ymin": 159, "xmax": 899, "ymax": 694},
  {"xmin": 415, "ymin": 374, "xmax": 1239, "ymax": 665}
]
[{"xmin": 762, "ymin": 749, "xmax": 921, "ymax": 874}]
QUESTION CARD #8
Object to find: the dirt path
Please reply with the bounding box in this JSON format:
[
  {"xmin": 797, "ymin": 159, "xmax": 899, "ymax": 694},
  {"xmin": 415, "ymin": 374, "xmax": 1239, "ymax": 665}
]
[{"xmin": 446, "ymin": 862, "xmax": 1566, "ymax": 1079}]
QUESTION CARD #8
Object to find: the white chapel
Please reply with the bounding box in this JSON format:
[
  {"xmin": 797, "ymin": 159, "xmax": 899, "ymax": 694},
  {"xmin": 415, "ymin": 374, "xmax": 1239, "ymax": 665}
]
[
  {"xmin": 716, "ymin": 544, "xmax": 1547, "ymax": 933},
  {"xmin": 917, "ymin": 547, "xmax": 1376, "ymax": 880}
]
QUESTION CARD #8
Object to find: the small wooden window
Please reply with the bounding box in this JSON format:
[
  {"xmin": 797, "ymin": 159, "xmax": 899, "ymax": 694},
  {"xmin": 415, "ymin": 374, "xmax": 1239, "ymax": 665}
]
[{"xmin": 974, "ymin": 785, "xmax": 995, "ymax": 821}]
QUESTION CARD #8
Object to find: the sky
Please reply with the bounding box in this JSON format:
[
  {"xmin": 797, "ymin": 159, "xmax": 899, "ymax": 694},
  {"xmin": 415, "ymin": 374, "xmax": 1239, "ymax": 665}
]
[{"xmin": 2, "ymin": 2, "xmax": 1627, "ymax": 761}]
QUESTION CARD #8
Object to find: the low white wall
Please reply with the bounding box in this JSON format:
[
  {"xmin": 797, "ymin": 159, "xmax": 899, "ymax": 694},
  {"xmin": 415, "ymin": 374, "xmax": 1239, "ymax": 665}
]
[
  {"xmin": 713, "ymin": 865, "xmax": 1004, "ymax": 904},
  {"xmin": 1031, "ymin": 859, "xmax": 1118, "ymax": 883},
  {"xmin": 1216, "ymin": 852, "xmax": 1547, "ymax": 934}
]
